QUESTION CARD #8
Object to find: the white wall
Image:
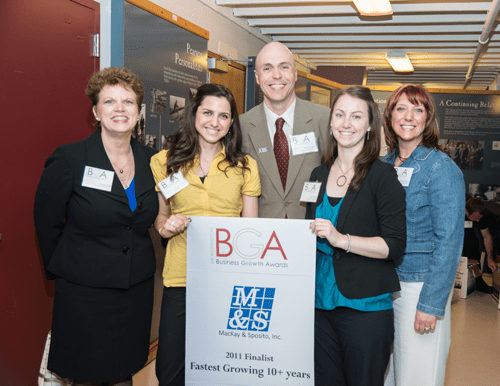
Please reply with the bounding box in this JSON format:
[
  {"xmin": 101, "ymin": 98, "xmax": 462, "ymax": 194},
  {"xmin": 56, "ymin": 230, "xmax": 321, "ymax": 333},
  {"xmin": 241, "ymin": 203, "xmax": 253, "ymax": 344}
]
[
  {"xmin": 154, "ymin": 0, "xmax": 270, "ymax": 60},
  {"xmin": 94, "ymin": 0, "xmax": 111, "ymax": 68}
]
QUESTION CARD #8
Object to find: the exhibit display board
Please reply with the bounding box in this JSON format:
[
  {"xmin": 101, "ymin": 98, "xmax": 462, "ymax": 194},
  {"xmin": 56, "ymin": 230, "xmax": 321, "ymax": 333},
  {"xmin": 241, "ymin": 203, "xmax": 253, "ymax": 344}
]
[
  {"xmin": 185, "ymin": 217, "xmax": 316, "ymax": 385},
  {"xmin": 124, "ymin": 0, "xmax": 208, "ymax": 150},
  {"xmin": 123, "ymin": 0, "xmax": 209, "ymax": 347},
  {"xmin": 434, "ymin": 93, "xmax": 500, "ymax": 198}
]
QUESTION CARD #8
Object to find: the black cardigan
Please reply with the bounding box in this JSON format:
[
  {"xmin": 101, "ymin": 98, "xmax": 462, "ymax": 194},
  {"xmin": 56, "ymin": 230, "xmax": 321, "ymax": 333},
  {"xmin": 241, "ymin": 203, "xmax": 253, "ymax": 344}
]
[
  {"xmin": 306, "ymin": 160, "xmax": 406, "ymax": 299},
  {"xmin": 34, "ymin": 129, "xmax": 159, "ymax": 289}
]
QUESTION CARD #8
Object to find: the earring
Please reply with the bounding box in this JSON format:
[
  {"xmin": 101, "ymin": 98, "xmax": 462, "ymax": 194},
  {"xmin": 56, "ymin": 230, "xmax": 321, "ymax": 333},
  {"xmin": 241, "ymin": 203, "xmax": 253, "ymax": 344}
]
[
  {"xmin": 366, "ymin": 131, "xmax": 370, "ymax": 141},
  {"xmin": 330, "ymin": 127, "xmax": 333, "ymax": 136}
]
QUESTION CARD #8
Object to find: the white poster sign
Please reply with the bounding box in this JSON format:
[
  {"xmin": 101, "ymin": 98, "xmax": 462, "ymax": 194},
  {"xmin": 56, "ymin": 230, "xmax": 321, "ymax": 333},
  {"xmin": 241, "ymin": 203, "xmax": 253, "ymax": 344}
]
[{"xmin": 186, "ymin": 217, "xmax": 316, "ymax": 385}]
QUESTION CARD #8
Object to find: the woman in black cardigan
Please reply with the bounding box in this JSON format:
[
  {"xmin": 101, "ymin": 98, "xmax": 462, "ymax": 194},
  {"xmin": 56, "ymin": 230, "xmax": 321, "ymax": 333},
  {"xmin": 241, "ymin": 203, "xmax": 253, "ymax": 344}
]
[
  {"xmin": 307, "ymin": 86, "xmax": 406, "ymax": 386},
  {"xmin": 34, "ymin": 67, "xmax": 158, "ymax": 386}
]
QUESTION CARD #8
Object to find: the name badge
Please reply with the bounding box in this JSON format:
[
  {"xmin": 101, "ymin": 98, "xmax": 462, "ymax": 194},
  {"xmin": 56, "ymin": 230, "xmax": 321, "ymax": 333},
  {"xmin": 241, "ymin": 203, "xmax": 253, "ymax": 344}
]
[
  {"xmin": 81, "ymin": 166, "xmax": 114, "ymax": 192},
  {"xmin": 291, "ymin": 132, "xmax": 319, "ymax": 156},
  {"xmin": 394, "ymin": 167, "xmax": 414, "ymax": 187},
  {"xmin": 464, "ymin": 221, "xmax": 473, "ymax": 229},
  {"xmin": 300, "ymin": 182, "xmax": 322, "ymax": 202},
  {"xmin": 158, "ymin": 170, "xmax": 189, "ymax": 199}
]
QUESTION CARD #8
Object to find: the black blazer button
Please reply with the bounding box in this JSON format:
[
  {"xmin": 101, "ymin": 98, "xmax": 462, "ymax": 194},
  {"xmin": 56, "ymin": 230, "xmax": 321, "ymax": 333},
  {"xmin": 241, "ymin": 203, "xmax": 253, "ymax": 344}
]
[
  {"xmin": 138, "ymin": 202, "xmax": 144, "ymax": 210},
  {"xmin": 335, "ymin": 252, "xmax": 340, "ymax": 259},
  {"xmin": 125, "ymin": 224, "xmax": 133, "ymax": 230},
  {"xmin": 123, "ymin": 247, "xmax": 131, "ymax": 254}
]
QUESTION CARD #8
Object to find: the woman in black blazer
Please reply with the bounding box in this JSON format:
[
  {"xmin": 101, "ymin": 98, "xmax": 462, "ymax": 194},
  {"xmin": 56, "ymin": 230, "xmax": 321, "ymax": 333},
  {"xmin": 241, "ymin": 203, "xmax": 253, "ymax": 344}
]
[
  {"xmin": 307, "ymin": 86, "xmax": 406, "ymax": 386},
  {"xmin": 34, "ymin": 67, "xmax": 158, "ymax": 386}
]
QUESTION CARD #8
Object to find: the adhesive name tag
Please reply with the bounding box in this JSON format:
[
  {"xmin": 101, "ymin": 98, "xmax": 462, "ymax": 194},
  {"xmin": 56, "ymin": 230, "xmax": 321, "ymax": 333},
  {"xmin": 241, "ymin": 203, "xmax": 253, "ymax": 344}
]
[
  {"xmin": 158, "ymin": 171, "xmax": 189, "ymax": 199},
  {"xmin": 300, "ymin": 182, "xmax": 322, "ymax": 202},
  {"xmin": 464, "ymin": 221, "xmax": 473, "ymax": 229},
  {"xmin": 394, "ymin": 167, "xmax": 414, "ymax": 187},
  {"xmin": 291, "ymin": 132, "xmax": 318, "ymax": 156},
  {"xmin": 81, "ymin": 166, "xmax": 114, "ymax": 192}
]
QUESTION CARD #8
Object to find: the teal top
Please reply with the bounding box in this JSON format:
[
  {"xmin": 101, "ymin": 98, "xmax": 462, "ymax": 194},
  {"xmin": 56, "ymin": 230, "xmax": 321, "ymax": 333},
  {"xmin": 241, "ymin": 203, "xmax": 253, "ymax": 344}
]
[
  {"xmin": 125, "ymin": 176, "xmax": 137, "ymax": 211},
  {"xmin": 315, "ymin": 189, "xmax": 392, "ymax": 311}
]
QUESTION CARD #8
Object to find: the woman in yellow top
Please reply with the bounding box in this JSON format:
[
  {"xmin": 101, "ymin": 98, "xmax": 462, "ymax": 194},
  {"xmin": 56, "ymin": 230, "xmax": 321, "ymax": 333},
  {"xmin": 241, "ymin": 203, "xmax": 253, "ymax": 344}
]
[{"xmin": 150, "ymin": 84, "xmax": 261, "ymax": 386}]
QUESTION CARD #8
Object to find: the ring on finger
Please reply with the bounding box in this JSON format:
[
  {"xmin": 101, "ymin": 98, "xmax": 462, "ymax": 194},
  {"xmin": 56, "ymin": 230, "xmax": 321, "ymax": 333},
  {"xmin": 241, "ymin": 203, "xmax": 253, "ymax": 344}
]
[
  {"xmin": 171, "ymin": 220, "xmax": 176, "ymax": 226},
  {"xmin": 424, "ymin": 326, "xmax": 430, "ymax": 331}
]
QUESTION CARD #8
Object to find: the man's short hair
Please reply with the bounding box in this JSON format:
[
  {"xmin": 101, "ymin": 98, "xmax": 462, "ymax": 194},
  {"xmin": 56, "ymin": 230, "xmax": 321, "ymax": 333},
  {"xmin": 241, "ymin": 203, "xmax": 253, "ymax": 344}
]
[{"xmin": 466, "ymin": 197, "xmax": 485, "ymax": 215}]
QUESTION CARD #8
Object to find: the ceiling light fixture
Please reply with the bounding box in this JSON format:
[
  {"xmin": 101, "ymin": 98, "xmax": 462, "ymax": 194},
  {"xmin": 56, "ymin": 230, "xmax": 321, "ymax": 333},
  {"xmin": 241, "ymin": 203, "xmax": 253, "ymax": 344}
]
[
  {"xmin": 353, "ymin": 0, "xmax": 393, "ymax": 16},
  {"xmin": 386, "ymin": 51, "xmax": 414, "ymax": 72}
]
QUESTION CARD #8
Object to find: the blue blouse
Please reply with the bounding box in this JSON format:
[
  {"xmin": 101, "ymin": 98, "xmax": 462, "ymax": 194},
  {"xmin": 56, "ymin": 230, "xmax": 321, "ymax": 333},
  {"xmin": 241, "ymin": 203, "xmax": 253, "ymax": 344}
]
[
  {"xmin": 315, "ymin": 189, "xmax": 392, "ymax": 311},
  {"xmin": 125, "ymin": 176, "xmax": 137, "ymax": 211}
]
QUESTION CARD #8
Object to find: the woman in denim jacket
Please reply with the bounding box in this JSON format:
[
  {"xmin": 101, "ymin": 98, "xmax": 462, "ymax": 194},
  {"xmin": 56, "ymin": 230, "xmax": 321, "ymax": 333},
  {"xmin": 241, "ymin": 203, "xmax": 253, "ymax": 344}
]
[{"xmin": 382, "ymin": 85, "xmax": 464, "ymax": 386}]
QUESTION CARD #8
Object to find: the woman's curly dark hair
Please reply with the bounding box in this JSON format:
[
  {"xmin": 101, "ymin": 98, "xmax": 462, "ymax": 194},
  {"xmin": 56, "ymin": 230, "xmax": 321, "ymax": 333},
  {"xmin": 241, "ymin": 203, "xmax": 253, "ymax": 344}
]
[{"xmin": 165, "ymin": 83, "xmax": 248, "ymax": 177}]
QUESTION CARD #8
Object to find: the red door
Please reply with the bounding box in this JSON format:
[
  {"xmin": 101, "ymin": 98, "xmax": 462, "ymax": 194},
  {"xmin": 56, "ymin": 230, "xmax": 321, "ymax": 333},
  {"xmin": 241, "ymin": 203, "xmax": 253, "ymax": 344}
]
[{"xmin": 0, "ymin": 0, "xmax": 99, "ymax": 384}]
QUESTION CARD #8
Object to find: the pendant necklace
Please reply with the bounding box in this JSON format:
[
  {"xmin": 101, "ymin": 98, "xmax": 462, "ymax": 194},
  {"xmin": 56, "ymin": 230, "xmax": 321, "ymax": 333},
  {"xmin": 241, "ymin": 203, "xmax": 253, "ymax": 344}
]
[
  {"xmin": 198, "ymin": 162, "xmax": 208, "ymax": 178},
  {"xmin": 336, "ymin": 161, "xmax": 353, "ymax": 187},
  {"xmin": 398, "ymin": 143, "xmax": 419, "ymax": 164},
  {"xmin": 110, "ymin": 147, "xmax": 132, "ymax": 175},
  {"xmin": 122, "ymin": 164, "xmax": 133, "ymax": 188},
  {"xmin": 109, "ymin": 148, "xmax": 133, "ymax": 187}
]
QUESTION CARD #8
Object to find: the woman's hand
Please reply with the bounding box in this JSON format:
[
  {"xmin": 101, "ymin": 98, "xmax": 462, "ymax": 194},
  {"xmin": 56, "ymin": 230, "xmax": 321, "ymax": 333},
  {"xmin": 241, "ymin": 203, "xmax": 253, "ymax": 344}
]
[
  {"xmin": 159, "ymin": 214, "xmax": 191, "ymax": 237},
  {"xmin": 310, "ymin": 218, "xmax": 389, "ymax": 258},
  {"xmin": 414, "ymin": 310, "xmax": 437, "ymax": 333},
  {"xmin": 310, "ymin": 218, "xmax": 342, "ymax": 247}
]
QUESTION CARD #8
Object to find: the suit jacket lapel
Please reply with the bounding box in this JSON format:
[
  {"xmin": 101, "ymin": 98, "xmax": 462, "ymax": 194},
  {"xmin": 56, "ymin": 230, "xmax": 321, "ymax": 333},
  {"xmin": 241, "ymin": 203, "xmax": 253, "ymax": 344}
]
[
  {"xmin": 85, "ymin": 129, "xmax": 128, "ymax": 204},
  {"xmin": 248, "ymin": 105, "xmax": 285, "ymax": 198},
  {"xmin": 132, "ymin": 139, "xmax": 157, "ymax": 198},
  {"xmin": 285, "ymin": 98, "xmax": 314, "ymax": 196},
  {"xmin": 336, "ymin": 187, "xmax": 358, "ymax": 232}
]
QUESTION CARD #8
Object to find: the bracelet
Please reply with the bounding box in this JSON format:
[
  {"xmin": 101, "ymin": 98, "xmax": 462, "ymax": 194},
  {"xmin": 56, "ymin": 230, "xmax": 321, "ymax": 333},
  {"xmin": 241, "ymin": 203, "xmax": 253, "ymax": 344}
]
[{"xmin": 346, "ymin": 233, "xmax": 351, "ymax": 254}]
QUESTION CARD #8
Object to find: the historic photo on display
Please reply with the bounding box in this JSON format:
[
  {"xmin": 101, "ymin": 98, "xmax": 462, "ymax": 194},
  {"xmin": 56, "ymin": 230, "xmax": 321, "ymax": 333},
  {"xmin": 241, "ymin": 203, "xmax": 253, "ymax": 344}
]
[
  {"xmin": 132, "ymin": 104, "xmax": 146, "ymax": 145},
  {"xmin": 151, "ymin": 89, "xmax": 167, "ymax": 114},
  {"xmin": 440, "ymin": 139, "xmax": 484, "ymax": 171},
  {"xmin": 170, "ymin": 95, "xmax": 185, "ymax": 121}
]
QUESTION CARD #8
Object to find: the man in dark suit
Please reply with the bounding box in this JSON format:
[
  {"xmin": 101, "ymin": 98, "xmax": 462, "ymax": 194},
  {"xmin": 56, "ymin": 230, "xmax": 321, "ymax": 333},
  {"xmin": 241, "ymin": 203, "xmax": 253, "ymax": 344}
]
[
  {"xmin": 460, "ymin": 143, "xmax": 469, "ymax": 169},
  {"xmin": 240, "ymin": 42, "xmax": 330, "ymax": 219}
]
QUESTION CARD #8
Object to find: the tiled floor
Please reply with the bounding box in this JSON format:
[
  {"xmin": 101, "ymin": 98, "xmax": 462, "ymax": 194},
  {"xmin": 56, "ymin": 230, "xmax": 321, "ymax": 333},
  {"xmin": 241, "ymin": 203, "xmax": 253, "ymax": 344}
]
[
  {"xmin": 445, "ymin": 291, "xmax": 500, "ymax": 386},
  {"xmin": 134, "ymin": 291, "xmax": 500, "ymax": 385}
]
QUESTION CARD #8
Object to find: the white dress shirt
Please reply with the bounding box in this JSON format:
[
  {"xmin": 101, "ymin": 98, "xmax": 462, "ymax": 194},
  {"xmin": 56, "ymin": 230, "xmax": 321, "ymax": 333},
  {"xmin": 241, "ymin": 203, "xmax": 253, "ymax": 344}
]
[{"xmin": 263, "ymin": 97, "xmax": 296, "ymax": 152}]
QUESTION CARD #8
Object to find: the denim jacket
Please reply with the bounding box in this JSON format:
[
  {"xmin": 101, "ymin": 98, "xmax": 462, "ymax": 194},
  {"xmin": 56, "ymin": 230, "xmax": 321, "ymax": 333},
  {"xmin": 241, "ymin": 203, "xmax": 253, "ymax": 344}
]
[{"xmin": 383, "ymin": 146, "xmax": 465, "ymax": 316}]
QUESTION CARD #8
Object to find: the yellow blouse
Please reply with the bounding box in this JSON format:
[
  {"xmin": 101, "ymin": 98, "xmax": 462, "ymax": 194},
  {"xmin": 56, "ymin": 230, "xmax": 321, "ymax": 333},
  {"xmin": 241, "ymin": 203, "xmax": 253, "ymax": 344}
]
[{"xmin": 150, "ymin": 147, "xmax": 261, "ymax": 287}]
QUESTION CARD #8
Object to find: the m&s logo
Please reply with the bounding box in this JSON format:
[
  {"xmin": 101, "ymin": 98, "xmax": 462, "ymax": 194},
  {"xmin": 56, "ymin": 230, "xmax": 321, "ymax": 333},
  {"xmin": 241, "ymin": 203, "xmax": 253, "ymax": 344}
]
[
  {"xmin": 227, "ymin": 286, "xmax": 275, "ymax": 331},
  {"xmin": 215, "ymin": 228, "xmax": 288, "ymax": 260}
]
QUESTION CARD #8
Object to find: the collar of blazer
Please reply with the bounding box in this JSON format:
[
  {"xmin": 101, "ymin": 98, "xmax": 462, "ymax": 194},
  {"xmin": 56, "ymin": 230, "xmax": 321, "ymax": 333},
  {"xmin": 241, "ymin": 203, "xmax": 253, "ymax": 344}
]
[
  {"xmin": 336, "ymin": 186, "xmax": 357, "ymax": 232},
  {"xmin": 84, "ymin": 129, "xmax": 156, "ymax": 201},
  {"xmin": 313, "ymin": 163, "xmax": 359, "ymax": 233},
  {"xmin": 247, "ymin": 98, "xmax": 317, "ymax": 197}
]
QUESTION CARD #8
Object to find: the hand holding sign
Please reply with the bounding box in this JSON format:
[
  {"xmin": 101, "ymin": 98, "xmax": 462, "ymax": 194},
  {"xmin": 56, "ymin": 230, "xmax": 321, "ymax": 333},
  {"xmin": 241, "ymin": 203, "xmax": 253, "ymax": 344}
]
[
  {"xmin": 310, "ymin": 218, "xmax": 341, "ymax": 247},
  {"xmin": 159, "ymin": 215, "xmax": 191, "ymax": 237}
]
